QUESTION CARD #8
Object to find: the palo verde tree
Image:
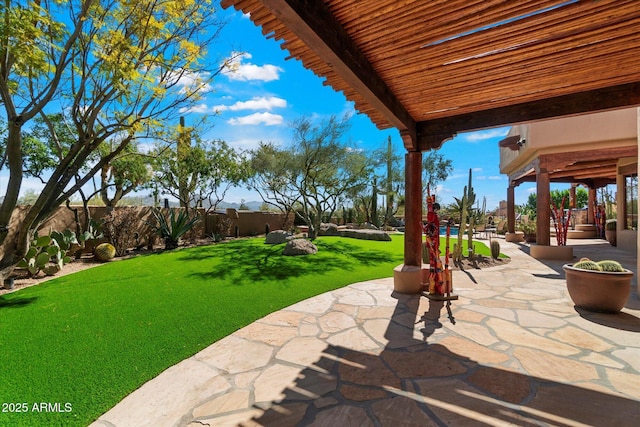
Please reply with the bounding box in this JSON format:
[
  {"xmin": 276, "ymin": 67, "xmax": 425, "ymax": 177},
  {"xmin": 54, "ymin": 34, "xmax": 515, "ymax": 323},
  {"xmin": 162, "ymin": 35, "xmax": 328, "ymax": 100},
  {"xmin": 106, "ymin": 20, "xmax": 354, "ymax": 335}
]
[
  {"xmin": 422, "ymin": 150, "xmax": 453, "ymax": 201},
  {"xmin": 0, "ymin": 0, "xmax": 229, "ymax": 276},
  {"xmin": 98, "ymin": 137, "xmax": 153, "ymax": 208},
  {"xmin": 150, "ymin": 121, "xmax": 248, "ymax": 215},
  {"xmin": 248, "ymin": 115, "xmax": 369, "ymax": 239}
]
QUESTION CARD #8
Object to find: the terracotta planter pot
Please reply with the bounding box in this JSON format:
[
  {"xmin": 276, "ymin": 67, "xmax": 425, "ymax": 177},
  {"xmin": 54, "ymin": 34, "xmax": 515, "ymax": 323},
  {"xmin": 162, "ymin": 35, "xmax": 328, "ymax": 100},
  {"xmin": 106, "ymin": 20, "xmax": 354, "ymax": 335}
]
[
  {"xmin": 562, "ymin": 264, "xmax": 633, "ymax": 313},
  {"xmin": 605, "ymin": 230, "xmax": 617, "ymax": 246}
]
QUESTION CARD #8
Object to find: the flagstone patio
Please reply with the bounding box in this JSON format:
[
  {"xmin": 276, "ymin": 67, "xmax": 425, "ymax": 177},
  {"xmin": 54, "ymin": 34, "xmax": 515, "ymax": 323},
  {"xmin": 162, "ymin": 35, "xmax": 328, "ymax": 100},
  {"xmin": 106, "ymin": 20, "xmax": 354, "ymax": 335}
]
[{"xmin": 92, "ymin": 237, "xmax": 639, "ymax": 427}]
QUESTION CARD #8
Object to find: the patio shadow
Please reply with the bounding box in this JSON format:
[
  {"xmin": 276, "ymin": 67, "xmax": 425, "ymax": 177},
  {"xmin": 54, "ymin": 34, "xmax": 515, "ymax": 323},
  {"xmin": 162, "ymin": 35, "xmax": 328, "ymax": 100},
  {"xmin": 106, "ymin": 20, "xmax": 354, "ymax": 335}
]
[
  {"xmin": 576, "ymin": 308, "xmax": 640, "ymax": 332},
  {"xmin": 0, "ymin": 295, "xmax": 39, "ymax": 309},
  {"xmin": 233, "ymin": 292, "xmax": 640, "ymax": 426}
]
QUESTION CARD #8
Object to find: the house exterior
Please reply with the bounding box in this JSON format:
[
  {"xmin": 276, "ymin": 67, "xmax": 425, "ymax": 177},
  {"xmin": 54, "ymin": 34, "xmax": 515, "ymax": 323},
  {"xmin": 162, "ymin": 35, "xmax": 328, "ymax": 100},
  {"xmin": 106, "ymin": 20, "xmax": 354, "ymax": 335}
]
[{"xmin": 499, "ymin": 108, "xmax": 638, "ymax": 287}]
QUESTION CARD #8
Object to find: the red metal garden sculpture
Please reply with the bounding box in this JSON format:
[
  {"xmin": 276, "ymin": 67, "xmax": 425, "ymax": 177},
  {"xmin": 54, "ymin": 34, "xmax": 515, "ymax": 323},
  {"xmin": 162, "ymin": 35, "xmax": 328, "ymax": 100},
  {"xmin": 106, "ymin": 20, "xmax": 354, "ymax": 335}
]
[{"xmin": 423, "ymin": 188, "xmax": 456, "ymax": 300}]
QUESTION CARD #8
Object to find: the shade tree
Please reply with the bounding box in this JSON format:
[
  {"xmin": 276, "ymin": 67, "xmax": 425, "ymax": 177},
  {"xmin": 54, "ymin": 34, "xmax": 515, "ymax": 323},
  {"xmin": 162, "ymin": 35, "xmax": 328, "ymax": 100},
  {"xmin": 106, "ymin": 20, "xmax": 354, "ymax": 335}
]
[
  {"xmin": 0, "ymin": 0, "xmax": 230, "ymax": 276},
  {"xmin": 248, "ymin": 115, "xmax": 369, "ymax": 239},
  {"xmin": 150, "ymin": 125, "xmax": 248, "ymax": 214}
]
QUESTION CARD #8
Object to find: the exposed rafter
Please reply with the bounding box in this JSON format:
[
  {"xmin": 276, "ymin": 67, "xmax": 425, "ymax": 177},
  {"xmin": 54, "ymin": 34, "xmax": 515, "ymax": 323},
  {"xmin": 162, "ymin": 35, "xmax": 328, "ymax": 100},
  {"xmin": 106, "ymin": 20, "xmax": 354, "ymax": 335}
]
[{"xmin": 252, "ymin": 0, "xmax": 417, "ymax": 143}]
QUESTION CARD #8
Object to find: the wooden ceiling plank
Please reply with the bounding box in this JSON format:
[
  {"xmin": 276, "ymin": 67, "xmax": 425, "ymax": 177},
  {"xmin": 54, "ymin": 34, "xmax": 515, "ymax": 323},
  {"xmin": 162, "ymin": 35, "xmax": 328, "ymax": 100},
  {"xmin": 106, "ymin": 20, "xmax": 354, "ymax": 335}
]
[
  {"xmin": 378, "ymin": 16, "xmax": 640, "ymax": 86},
  {"xmin": 380, "ymin": 0, "xmax": 561, "ymax": 47},
  {"xmin": 544, "ymin": 147, "xmax": 638, "ymax": 169},
  {"xmin": 370, "ymin": 3, "xmax": 640, "ymax": 82},
  {"xmin": 365, "ymin": 0, "xmax": 620, "ymax": 64},
  {"xmin": 391, "ymin": 34, "xmax": 640, "ymax": 112}
]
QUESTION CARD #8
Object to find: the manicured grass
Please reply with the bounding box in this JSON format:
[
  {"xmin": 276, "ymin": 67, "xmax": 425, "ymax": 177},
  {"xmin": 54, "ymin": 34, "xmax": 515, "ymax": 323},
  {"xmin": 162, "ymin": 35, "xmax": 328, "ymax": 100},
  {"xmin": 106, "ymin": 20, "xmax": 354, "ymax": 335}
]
[{"xmin": 0, "ymin": 235, "xmax": 502, "ymax": 426}]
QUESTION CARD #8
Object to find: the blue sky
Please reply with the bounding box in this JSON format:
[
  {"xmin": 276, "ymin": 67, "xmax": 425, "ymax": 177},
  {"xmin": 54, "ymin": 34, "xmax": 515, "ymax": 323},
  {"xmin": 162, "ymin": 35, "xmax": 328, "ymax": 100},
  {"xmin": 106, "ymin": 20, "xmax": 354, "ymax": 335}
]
[{"xmin": 1, "ymin": 6, "xmax": 546, "ymax": 211}]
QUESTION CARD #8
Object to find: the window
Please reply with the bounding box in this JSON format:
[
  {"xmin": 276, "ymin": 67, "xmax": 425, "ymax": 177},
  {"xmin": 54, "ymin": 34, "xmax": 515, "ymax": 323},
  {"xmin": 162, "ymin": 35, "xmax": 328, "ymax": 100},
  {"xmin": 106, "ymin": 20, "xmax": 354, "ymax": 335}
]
[{"xmin": 625, "ymin": 174, "xmax": 638, "ymax": 230}]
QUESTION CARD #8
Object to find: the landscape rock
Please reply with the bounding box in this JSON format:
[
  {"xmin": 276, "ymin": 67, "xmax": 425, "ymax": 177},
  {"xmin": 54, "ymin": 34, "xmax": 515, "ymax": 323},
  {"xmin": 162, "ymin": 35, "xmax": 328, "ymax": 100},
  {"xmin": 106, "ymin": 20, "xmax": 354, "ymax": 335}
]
[
  {"xmin": 265, "ymin": 230, "xmax": 294, "ymax": 245},
  {"xmin": 318, "ymin": 223, "xmax": 340, "ymax": 236},
  {"xmin": 339, "ymin": 229, "xmax": 392, "ymax": 241},
  {"xmin": 283, "ymin": 239, "xmax": 318, "ymax": 256},
  {"xmin": 361, "ymin": 222, "xmax": 379, "ymax": 230}
]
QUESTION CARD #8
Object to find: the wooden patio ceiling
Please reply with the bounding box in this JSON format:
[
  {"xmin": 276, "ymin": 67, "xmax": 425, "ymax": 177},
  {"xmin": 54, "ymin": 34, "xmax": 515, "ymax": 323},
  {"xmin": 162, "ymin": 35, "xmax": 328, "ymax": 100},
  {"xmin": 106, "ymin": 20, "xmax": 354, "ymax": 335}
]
[
  {"xmin": 220, "ymin": 0, "xmax": 640, "ymax": 151},
  {"xmin": 507, "ymin": 145, "xmax": 638, "ymax": 188}
]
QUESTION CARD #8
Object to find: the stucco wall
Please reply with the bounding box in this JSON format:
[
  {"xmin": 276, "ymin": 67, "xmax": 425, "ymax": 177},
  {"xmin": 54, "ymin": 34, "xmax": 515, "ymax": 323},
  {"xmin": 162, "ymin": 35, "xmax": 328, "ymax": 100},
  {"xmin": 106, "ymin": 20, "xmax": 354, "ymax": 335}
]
[
  {"xmin": 1, "ymin": 206, "xmax": 290, "ymax": 259},
  {"xmin": 527, "ymin": 108, "xmax": 637, "ymax": 150},
  {"xmin": 500, "ymin": 108, "xmax": 639, "ymax": 174}
]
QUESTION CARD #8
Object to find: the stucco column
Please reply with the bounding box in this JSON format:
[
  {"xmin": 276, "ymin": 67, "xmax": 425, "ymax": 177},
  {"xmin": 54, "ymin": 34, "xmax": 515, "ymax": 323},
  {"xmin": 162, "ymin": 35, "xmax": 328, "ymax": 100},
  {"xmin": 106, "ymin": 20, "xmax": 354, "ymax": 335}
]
[
  {"xmin": 587, "ymin": 186, "xmax": 597, "ymax": 224},
  {"xmin": 404, "ymin": 151, "xmax": 422, "ymax": 266},
  {"xmin": 393, "ymin": 148, "xmax": 423, "ymax": 294},
  {"xmin": 507, "ymin": 184, "xmax": 516, "ymax": 233},
  {"xmin": 536, "ymin": 169, "xmax": 551, "ymax": 245}
]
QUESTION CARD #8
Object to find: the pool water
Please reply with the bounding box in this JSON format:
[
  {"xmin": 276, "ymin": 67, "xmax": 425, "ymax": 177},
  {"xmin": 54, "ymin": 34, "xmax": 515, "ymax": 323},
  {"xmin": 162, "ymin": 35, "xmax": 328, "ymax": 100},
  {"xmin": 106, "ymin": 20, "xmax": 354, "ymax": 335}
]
[{"xmin": 439, "ymin": 226, "xmax": 459, "ymax": 236}]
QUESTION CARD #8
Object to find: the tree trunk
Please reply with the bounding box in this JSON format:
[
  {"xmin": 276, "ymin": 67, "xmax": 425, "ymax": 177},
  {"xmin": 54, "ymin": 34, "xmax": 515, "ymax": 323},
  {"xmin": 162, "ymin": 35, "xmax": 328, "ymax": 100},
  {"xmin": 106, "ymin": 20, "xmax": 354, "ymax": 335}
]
[
  {"xmin": 0, "ymin": 122, "xmax": 24, "ymax": 245},
  {"xmin": 0, "ymin": 121, "xmax": 27, "ymax": 278},
  {"xmin": 371, "ymin": 179, "xmax": 378, "ymax": 227}
]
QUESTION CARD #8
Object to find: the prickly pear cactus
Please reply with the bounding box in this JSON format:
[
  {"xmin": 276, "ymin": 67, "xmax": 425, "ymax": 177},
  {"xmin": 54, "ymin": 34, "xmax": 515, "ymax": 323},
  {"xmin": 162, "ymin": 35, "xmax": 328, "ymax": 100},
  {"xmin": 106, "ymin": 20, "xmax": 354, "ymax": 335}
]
[
  {"xmin": 596, "ymin": 260, "xmax": 625, "ymax": 272},
  {"xmin": 490, "ymin": 240, "xmax": 500, "ymax": 259},
  {"xmin": 95, "ymin": 243, "xmax": 116, "ymax": 262},
  {"xmin": 572, "ymin": 259, "xmax": 602, "ymax": 271}
]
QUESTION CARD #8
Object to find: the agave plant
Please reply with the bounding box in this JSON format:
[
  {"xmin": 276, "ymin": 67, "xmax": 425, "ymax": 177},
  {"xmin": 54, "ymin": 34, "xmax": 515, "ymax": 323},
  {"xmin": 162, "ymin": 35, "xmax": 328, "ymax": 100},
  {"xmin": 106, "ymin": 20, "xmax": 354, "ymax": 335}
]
[{"xmin": 150, "ymin": 208, "xmax": 200, "ymax": 250}]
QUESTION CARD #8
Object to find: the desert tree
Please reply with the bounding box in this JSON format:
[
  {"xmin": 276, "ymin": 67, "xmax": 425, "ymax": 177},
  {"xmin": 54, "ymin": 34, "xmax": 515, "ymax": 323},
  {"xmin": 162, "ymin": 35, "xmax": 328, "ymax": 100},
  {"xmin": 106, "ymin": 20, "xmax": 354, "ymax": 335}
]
[
  {"xmin": 248, "ymin": 115, "xmax": 369, "ymax": 239},
  {"xmin": 150, "ymin": 125, "xmax": 248, "ymax": 215},
  {"xmin": 422, "ymin": 151, "xmax": 453, "ymax": 201},
  {"xmin": 0, "ymin": 0, "xmax": 231, "ymax": 275}
]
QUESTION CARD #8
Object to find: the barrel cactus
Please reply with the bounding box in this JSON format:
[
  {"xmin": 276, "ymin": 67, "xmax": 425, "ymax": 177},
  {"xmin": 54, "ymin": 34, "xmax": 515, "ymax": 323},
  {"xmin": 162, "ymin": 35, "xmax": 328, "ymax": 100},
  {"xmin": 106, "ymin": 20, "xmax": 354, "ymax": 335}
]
[
  {"xmin": 596, "ymin": 260, "xmax": 625, "ymax": 272},
  {"xmin": 490, "ymin": 240, "xmax": 500, "ymax": 259},
  {"xmin": 95, "ymin": 243, "xmax": 116, "ymax": 262},
  {"xmin": 572, "ymin": 259, "xmax": 601, "ymax": 271}
]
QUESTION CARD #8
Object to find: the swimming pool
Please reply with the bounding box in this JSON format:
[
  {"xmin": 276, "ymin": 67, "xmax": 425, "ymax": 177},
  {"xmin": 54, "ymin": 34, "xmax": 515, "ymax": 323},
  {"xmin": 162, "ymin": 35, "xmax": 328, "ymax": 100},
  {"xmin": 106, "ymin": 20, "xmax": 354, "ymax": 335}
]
[{"xmin": 439, "ymin": 225, "xmax": 459, "ymax": 236}]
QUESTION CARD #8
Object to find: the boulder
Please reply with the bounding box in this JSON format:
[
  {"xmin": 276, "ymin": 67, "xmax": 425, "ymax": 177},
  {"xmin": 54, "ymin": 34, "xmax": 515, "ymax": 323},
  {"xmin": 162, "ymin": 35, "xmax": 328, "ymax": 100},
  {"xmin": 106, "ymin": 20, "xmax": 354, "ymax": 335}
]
[
  {"xmin": 265, "ymin": 230, "xmax": 294, "ymax": 245},
  {"xmin": 318, "ymin": 222, "xmax": 340, "ymax": 236},
  {"xmin": 283, "ymin": 239, "xmax": 318, "ymax": 256},
  {"xmin": 339, "ymin": 229, "xmax": 392, "ymax": 241}
]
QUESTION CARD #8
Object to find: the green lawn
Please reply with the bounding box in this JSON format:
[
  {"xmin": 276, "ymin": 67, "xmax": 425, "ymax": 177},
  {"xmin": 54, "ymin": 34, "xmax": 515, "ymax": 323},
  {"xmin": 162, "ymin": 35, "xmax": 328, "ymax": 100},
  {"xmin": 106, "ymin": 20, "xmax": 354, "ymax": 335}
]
[{"xmin": 0, "ymin": 235, "xmax": 501, "ymax": 426}]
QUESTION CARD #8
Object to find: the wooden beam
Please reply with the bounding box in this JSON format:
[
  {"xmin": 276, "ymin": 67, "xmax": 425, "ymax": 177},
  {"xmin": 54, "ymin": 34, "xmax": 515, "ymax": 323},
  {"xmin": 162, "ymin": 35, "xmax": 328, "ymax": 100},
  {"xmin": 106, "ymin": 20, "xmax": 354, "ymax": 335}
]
[
  {"xmin": 259, "ymin": 0, "xmax": 416, "ymax": 137},
  {"xmin": 416, "ymin": 82, "xmax": 640, "ymax": 140},
  {"xmin": 541, "ymin": 146, "xmax": 638, "ymax": 170}
]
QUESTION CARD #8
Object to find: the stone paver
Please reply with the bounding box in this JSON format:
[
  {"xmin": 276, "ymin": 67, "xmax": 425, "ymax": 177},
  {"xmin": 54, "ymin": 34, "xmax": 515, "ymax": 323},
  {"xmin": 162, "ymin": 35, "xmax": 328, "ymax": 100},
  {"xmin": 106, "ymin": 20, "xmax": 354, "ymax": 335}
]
[{"xmin": 92, "ymin": 238, "xmax": 640, "ymax": 426}]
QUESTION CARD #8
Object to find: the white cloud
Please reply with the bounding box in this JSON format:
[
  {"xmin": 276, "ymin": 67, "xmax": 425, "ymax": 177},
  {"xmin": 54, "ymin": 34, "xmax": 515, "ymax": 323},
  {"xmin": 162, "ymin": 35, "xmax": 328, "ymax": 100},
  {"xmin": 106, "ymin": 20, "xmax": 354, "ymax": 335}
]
[
  {"xmin": 180, "ymin": 96, "xmax": 287, "ymax": 115},
  {"xmin": 216, "ymin": 96, "xmax": 287, "ymax": 112},
  {"xmin": 472, "ymin": 167, "xmax": 483, "ymax": 172},
  {"xmin": 222, "ymin": 53, "xmax": 283, "ymax": 82},
  {"xmin": 527, "ymin": 186, "xmax": 536, "ymax": 193},
  {"xmin": 227, "ymin": 112, "xmax": 283, "ymax": 126},
  {"xmin": 464, "ymin": 128, "xmax": 509, "ymax": 143},
  {"xmin": 488, "ymin": 175, "xmax": 504, "ymax": 180}
]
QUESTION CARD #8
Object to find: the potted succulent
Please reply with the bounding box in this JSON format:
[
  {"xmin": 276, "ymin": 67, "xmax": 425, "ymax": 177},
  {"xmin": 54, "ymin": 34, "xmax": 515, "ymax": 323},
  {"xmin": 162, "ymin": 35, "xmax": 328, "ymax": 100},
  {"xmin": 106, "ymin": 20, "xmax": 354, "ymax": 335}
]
[
  {"xmin": 563, "ymin": 258, "xmax": 633, "ymax": 313},
  {"xmin": 605, "ymin": 219, "xmax": 617, "ymax": 246},
  {"xmin": 519, "ymin": 221, "xmax": 536, "ymax": 243}
]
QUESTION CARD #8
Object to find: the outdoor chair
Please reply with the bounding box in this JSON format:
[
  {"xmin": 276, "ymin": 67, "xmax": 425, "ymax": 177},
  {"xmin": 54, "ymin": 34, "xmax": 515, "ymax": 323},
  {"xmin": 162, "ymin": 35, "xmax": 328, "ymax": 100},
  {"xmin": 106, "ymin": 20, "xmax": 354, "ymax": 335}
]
[{"xmin": 485, "ymin": 222, "xmax": 498, "ymax": 239}]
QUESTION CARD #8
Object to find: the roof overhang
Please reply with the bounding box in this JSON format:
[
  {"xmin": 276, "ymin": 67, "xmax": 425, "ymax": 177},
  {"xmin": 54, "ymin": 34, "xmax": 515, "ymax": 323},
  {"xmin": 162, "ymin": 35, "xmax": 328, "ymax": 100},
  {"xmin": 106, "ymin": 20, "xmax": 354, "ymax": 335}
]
[{"xmin": 221, "ymin": 0, "xmax": 640, "ymax": 150}]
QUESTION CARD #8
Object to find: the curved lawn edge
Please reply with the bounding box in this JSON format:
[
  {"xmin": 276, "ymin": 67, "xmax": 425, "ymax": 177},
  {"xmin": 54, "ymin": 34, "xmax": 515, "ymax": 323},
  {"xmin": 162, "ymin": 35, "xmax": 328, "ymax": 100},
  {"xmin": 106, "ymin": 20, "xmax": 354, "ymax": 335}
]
[
  {"xmin": 0, "ymin": 234, "xmax": 504, "ymax": 426},
  {"xmin": 0, "ymin": 236, "xmax": 404, "ymax": 426}
]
